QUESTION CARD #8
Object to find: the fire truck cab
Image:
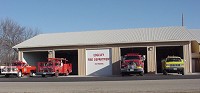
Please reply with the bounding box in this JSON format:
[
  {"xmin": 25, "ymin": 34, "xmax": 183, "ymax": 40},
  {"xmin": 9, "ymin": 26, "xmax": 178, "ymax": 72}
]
[
  {"xmin": 121, "ymin": 53, "xmax": 145, "ymax": 76},
  {"xmin": 162, "ymin": 56, "xmax": 184, "ymax": 75},
  {"xmin": 0, "ymin": 61, "xmax": 36, "ymax": 78},
  {"xmin": 37, "ymin": 58, "xmax": 72, "ymax": 77}
]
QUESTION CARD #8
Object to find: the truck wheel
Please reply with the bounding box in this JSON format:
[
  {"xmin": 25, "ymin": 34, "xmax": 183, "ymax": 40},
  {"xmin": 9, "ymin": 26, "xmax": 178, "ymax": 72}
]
[
  {"xmin": 163, "ymin": 70, "xmax": 167, "ymax": 75},
  {"xmin": 5, "ymin": 74, "xmax": 10, "ymax": 78},
  {"xmin": 29, "ymin": 71, "xmax": 35, "ymax": 77},
  {"xmin": 121, "ymin": 73, "xmax": 125, "ymax": 76},
  {"xmin": 181, "ymin": 69, "xmax": 185, "ymax": 75},
  {"xmin": 55, "ymin": 71, "xmax": 59, "ymax": 77},
  {"xmin": 65, "ymin": 70, "xmax": 69, "ymax": 76},
  {"xmin": 139, "ymin": 72, "xmax": 144, "ymax": 76},
  {"xmin": 17, "ymin": 71, "xmax": 22, "ymax": 78},
  {"xmin": 42, "ymin": 74, "xmax": 46, "ymax": 77}
]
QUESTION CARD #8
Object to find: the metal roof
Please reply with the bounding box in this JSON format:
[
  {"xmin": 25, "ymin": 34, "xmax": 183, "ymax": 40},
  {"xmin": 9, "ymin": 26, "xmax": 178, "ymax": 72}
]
[
  {"xmin": 189, "ymin": 29, "xmax": 200, "ymax": 43},
  {"xmin": 13, "ymin": 26, "xmax": 195, "ymax": 48}
]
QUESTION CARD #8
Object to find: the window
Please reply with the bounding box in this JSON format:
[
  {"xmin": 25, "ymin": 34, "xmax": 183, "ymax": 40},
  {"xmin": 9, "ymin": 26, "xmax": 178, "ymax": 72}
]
[
  {"xmin": 166, "ymin": 58, "xmax": 181, "ymax": 62},
  {"xmin": 125, "ymin": 56, "xmax": 140, "ymax": 60}
]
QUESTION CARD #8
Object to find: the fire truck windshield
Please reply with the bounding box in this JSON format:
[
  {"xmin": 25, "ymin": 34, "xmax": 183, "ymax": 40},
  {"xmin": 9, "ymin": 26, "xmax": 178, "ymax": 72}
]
[
  {"xmin": 166, "ymin": 58, "xmax": 181, "ymax": 62},
  {"xmin": 12, "ymin": 63, "xmax": 24, "ymax": 66},
  {"xmin": 125, "ymin": 56, "xmax": 140, "ymax": 60}
]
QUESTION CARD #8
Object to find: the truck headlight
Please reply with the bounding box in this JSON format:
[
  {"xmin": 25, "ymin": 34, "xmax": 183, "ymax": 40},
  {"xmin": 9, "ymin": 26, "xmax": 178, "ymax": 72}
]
[
  {"xmin": 14, "ymin": 68, "xmax": 18, "ymax": 71},
  {"xmin": 2, "ymin": 68, "xmax": 6, "ymax": 72},
  {"xmin": 166, "ymin": 64, "xmax": 170, "ymax": 66},
  {"xmin": 13, "ymin": 68, "xmax": 18, "ymax": 71}
]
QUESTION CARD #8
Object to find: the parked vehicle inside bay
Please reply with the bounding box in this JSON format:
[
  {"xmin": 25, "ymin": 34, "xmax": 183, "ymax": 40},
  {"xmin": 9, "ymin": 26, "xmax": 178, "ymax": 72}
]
[
  {"xmin": 0, "ymin": 61, "xmax": 36, "ymax": 78},
  {"xmin": 37, "ymin": 58, "xmax": 72, "ymax": 77},
  {"xmin": 121, "ymin": 53, "xmax": 146, "ymax": 76},
  {"xmin": 162, "ymin": 56, "xmax": 185, "ymax": 75}
]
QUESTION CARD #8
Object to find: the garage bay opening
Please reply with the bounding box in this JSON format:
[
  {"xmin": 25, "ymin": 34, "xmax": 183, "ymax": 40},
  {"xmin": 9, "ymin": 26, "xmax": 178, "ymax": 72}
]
[
  {"xmin": 23, "ymin": 51, "xmax": 48, "ymax": 66},
  {"xmin": 156, "ymin": 46, "xmax": 183, "ymax": 73},
  {"xmin": 120, "ymin": 47, "xmax": 147, "ymax": 73},
  {"xmin": 55, "ymin": 50, "xmax": 78, "ymax": 75}
]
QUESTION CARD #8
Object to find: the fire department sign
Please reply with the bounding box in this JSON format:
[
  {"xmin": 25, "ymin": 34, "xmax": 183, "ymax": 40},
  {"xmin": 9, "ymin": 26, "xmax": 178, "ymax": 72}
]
[{"xmin": 86, "ymin": 49, "xmax": 112, "ymax": 76}]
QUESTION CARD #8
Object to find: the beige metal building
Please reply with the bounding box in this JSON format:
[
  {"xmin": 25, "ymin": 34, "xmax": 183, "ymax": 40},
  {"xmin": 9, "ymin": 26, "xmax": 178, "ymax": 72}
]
[
  {"xmin": 13, "ymin": 26, "xmax": 197, "ymax": 76},
  {"xmin": 189, "ymin": 29, "xmax": 200, "ymax": 72}
]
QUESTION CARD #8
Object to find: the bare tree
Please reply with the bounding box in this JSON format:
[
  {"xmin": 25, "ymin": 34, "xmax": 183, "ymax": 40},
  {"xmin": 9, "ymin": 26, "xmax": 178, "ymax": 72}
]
[{"xmin": 0, "ymin": 18, "xmax": 39, "ymax": 64}]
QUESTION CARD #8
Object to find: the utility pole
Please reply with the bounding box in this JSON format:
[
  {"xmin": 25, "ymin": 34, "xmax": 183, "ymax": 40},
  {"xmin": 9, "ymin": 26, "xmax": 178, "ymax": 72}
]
[{"xmin": 182, "ymin": 13, "xmax": 184, "ymax": 26}]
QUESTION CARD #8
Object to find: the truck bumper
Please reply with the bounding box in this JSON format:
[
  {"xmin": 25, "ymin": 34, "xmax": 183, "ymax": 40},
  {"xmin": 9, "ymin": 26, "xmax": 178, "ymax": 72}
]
[
  {"xmin": 164, "ymin": 67, "xmax": 184, "ymax": 72},
  {"xmin": 0, "ymin": 70, "xmax": 18, "ymax": 75},
  {"xmin": 36, "ymin": 72, "xmax": 55, "ymax": 75},
  {"xmin": 0, "ymin": 72, "xmax": 18, "ymax": 75},
  {"xmin": 121, "ymin": 68, "xmax": 144, "ymax": 74}
]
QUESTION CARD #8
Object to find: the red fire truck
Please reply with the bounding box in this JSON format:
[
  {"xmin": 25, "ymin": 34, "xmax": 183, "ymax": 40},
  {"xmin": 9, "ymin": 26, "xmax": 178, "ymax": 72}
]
[
  {"xmin": 121, "ymin": 53, "xmax": 145, "ymax": 76},
  {"xmin": 0, "ymin": 61, "xmax": 36, "ymax": 78},
  {"xmin": 37, "ymin": 58, "xmax": 72, "ymax": 77}
]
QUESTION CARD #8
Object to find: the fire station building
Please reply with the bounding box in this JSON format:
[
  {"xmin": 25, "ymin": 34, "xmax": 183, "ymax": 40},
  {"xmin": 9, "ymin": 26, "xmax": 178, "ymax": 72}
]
[{"xmin": 13, "ymin": 26, "xmax": 200, "ymax": 76}]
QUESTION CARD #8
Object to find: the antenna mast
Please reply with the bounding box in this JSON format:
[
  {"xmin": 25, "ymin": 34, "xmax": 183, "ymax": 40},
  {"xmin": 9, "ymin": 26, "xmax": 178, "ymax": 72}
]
[{"xmin": 182, "ymin": 13, "xmax": 184, "ymax": 26}]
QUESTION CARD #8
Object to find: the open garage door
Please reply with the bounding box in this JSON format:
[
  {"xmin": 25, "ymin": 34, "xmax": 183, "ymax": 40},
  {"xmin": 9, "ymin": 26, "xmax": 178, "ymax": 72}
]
[
  {"xmin": 55, "ymin": 50, "xmax": 78, "ymax": 75},
  {"xmin": 23, "ymin": 51, "xmax": 48, "ymax": 66},
  {"xmin": 156, "ymin": 46, "xmax": 183, "ymax": 73},
  {"xmin": 120, "ymin": 47, "xmax": 147, "ymax": 73}
]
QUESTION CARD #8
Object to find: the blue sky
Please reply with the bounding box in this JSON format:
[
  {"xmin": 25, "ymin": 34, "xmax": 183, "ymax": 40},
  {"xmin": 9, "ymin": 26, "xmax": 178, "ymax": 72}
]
[{"xmin": 0, "ymin": 0, "xmax": 200, "ymax": 33}]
